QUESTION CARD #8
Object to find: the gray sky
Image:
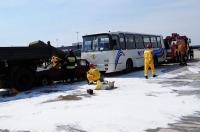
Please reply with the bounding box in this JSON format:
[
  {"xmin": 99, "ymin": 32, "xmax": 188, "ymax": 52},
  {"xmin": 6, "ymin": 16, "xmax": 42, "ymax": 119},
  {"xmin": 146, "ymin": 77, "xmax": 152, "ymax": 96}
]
[{"xmin": 0, "ymin": 0, "xmax": 199, "ymax": 47}]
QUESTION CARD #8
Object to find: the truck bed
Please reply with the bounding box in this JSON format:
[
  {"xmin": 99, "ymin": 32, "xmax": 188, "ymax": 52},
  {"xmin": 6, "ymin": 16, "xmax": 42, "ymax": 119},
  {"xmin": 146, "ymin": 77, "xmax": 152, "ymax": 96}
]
[
  {"xmin": 0, "ymin": 40, "xmax": 68, "ymax": 91},
  {"xmin": 0, "ymin": 46, "xmax": 52, "ymax": 60}
]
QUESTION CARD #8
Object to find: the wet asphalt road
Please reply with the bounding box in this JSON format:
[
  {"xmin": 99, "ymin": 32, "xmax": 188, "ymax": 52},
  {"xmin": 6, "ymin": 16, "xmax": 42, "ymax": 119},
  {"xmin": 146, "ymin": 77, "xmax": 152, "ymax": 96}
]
[{"xmin": 147, "ymin": 50, "xmax": 200, "ymax": 132}]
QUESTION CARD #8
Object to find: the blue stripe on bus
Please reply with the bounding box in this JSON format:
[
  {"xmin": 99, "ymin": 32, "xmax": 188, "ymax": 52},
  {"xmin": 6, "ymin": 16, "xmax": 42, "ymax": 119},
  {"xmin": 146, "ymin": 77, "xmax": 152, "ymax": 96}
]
[
  {"xmin": 153, "ymin": 48, "xmax": 164, "ymax": 57},
  {"xmin": 115, "ymin": 49, "xmax": 124, "ymax": 69}
]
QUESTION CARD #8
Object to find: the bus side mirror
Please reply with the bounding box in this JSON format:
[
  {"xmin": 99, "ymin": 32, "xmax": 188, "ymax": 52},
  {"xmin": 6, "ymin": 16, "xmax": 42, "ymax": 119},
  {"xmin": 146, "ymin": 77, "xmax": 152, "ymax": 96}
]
[{"xmin": 112, "ymin": 40, "xmax": 117, "ymax": 46}]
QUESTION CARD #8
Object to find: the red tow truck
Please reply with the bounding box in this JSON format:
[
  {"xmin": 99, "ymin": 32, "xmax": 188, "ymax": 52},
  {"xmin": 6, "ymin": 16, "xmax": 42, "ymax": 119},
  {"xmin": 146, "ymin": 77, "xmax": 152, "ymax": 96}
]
[{"xmin": 164, "ymin": 33, "xmax": 191, "ymax": 62}]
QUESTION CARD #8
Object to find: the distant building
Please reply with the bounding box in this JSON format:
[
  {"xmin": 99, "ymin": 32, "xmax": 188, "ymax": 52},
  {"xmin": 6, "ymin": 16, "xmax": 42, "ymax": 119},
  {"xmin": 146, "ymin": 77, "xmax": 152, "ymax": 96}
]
[
  {"xmin": 190, "ymin": 45, "xmax": 200, "ymax": 49},
  {"xmin": 58, "ymin": 42, "xmax": 82, "ymax": 57},
  {"xmin": 72, "ymin": 42, "xmax": 82, "ymax": 46}
]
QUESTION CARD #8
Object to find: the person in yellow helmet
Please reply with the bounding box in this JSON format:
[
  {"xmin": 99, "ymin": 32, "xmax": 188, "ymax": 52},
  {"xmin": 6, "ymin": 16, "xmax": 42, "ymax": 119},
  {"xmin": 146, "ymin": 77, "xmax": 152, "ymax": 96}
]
[
  {"xmin": 144, "ymin": 44, "xmax": 156, "ymax": 79},
  {"xmin": 87, "ymin": 63, "xmax": 101, "ymax": 84},
  {"xmin": 51, "ymin": 56, "xmax": 62, "ymax": 68}
]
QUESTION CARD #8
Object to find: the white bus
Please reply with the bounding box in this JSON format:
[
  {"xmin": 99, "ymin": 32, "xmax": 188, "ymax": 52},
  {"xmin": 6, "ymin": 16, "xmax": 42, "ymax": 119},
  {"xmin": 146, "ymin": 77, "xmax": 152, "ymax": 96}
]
[{"xmin": 81, "ymin": 31, "xmax": 166, "ymax": 73}]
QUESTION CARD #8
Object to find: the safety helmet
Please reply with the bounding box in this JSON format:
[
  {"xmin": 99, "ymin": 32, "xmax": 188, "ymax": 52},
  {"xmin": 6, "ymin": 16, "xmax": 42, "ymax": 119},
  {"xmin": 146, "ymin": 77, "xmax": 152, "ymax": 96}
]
[
  {"xmin": 146, "ymin": 44, "xmax": 151, "ymax": 48},
  {"xmin": 89, "ymin": 63, "xmax": 94, "ymax": 68},
  {"xmin": 69, "ymin": 48, "xmax": 74, "ymax": 53}
]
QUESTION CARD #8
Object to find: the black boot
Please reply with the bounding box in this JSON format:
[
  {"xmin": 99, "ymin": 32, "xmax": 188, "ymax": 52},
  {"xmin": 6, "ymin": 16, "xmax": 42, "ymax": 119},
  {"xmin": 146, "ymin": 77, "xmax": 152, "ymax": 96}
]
[
  {"xmin": 153, "ymin": 75, "xmax": 157, "ymax": 77},
  {"xmin": 145, "ymin": 76, "xmax": 148, "ymax": 79}
]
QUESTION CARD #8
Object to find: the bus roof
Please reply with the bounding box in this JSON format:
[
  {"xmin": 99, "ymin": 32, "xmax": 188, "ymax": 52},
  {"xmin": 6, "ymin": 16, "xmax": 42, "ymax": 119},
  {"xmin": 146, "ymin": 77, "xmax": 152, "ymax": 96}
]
[{"xmin": 82, "ymin": 31, "xmax": 162, "ymax": 37}]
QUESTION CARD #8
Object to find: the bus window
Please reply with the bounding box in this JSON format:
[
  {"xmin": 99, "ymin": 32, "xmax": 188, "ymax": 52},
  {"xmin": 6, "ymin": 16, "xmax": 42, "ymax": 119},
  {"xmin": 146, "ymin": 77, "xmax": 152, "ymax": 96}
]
[
  {"xmin": 83, "ymin": 38, "xmax": 92, "ymax": 51},
  {"xmin": 119, "ymin": 34, "xmax": 126, "ymax": 50},
  {"xmin": 112, "ymin": 35, "xmax": 120, "ymax": 50},
  {"xmin": 157, "ymin": 36, "xmax": 162, "ymax": 48},
  {"xmin": 135, "ymin": 34, "xmax": 144, "ymax": 49},
  {"xmin": 99, "ymin": 37, "xmax": 110, "ymax": 50},
  {"xmin": 151, "ymin": 36, "xmax": 157, "ymax": 48},
  {"xmin": 143, "ymin": 35, "xmax": 150, "ymax": 48},
  {"xmin": 125, "ymin": 34, "xmax": 135, "ymax": 49},
  {"xmin": 83, "ymin": 35, "xmax": 111, "ymax": 52}
]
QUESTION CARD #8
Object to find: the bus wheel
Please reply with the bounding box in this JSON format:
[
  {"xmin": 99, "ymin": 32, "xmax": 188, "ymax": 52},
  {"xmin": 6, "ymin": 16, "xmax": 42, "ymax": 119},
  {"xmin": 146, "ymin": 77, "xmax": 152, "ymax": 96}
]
[
  {"xmin": 154, "ymin": 56, "xmax": 158, "ymax": 67},
  {"xmin": 125, "ymin": 60, "xmax": 132, "ymax": 73}
]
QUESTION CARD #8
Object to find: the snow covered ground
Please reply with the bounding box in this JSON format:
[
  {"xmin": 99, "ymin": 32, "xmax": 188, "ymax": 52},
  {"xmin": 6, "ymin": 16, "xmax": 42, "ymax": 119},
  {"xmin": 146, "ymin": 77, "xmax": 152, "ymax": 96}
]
[{"xmin": 0, "ymin": 57, "xmax": 200, "ymax": 132}]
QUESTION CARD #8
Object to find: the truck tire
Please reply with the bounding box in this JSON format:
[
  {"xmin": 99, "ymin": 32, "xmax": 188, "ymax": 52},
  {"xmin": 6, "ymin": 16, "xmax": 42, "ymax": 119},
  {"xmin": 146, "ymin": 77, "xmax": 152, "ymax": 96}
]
[
  {"xmin": 11, "ymin": 68, "xmax": 36, "ymax": 91},
  {"xmin": 41, "ymin": 77, "xmax": 52, "ymax": 86}
]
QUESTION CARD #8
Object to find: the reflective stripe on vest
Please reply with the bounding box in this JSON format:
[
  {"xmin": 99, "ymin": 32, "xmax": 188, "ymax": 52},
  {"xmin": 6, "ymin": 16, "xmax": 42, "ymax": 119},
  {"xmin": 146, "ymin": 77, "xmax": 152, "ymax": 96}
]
[
  {"xmin": 66, "ymin": 66, "xmax": 75, "ymax": 69},
  {"xmin": 67, "ymin": 57, "xmax": 76, "ymax": 62}
]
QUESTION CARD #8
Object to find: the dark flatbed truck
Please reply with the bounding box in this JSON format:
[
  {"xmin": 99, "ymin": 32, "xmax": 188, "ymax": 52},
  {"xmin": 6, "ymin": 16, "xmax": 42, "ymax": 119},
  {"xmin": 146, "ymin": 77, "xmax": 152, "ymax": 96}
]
[{"xmin": 0, "ymin": 40, "xmax": 67, "ymax": 91}]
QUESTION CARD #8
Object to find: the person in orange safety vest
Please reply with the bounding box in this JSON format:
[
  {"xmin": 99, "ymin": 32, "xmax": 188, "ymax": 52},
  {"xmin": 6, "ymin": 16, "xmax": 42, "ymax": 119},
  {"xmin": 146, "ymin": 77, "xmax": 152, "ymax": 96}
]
[
  {"xmin": 144, "ymin": 44, "xmax": 157, "ymax": 79},
  {"xmin": 87, "ymin": 63, "xmax": 101, "ymax": 84}
]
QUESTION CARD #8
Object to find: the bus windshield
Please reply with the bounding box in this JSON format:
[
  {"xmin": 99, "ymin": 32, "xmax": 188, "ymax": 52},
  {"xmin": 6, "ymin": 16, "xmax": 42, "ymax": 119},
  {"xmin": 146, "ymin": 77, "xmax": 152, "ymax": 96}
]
[{"xmin": 82, "ymin": 35, "xmax": 112, "ymax": 52}]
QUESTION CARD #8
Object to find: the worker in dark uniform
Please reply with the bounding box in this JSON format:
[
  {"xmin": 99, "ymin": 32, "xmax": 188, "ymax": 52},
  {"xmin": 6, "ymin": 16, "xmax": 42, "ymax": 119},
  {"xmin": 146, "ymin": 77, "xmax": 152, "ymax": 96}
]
[
  {"xmin": 188, "ymin": 46, "xmax": 194, "ymax": 59},
  {"xmin": 179, "ymin": 52, "xmax": 187, "ymax": 66},
  {"xmin": 64, "ymin": 49, "xmax": 77, "ymax": 83}
]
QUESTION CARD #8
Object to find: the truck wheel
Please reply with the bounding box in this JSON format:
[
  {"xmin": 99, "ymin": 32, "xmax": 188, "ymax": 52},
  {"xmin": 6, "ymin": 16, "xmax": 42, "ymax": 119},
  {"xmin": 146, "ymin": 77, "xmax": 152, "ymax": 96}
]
[
  {"xmin": 41, "ymin": 77, "xmax": 51, "ymax": 86},
  {"xmin": 12, "ymin": 68, "xmax": 36, "ymax": 91}
]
